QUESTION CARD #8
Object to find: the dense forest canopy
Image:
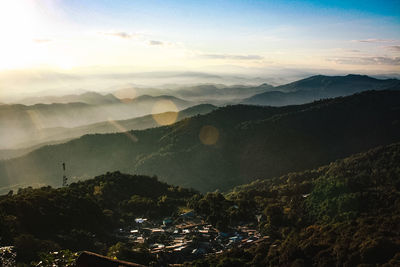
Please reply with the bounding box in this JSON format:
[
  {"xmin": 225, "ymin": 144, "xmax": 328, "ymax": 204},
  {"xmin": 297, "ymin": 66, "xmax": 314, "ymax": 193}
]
[
  {"xmin": 0, "ymin": 172, "xmax": 197, "ymax": 264},
  {"xmin": 187, "ymin": 142, "xmax": 400, "ymax": 266},
  {"xmin": 1, "ymin": 142, "xmax": 400, "ymax": 265}
]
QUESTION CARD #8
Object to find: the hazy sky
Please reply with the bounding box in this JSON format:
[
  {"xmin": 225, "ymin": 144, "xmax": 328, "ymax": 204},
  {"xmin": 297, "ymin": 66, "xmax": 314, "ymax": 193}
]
[{"xmin": 0, "ymin": 0, "xmax": 399, "ymax": 98}]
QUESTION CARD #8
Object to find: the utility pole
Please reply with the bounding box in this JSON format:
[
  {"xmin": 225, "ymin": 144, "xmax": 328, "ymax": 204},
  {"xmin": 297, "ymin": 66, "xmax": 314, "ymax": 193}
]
[{"xmin": 62, "ymin": 162, "xmax": 68, "ymax": 187}]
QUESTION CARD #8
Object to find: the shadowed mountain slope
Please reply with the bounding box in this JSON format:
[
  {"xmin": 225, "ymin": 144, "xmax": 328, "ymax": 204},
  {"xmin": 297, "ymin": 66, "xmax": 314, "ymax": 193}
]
[{"xmin": 189, "ymin": 142, "xmax": 400, "ymax": 266}]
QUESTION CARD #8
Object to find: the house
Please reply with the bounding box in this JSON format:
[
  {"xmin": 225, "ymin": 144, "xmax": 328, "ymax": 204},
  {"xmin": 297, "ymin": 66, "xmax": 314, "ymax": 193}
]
[
  {"xmin": 163, "ymin": 218, "xmax": 173, "ymax": 226},
  {"xmin": 180, "ymin": 211, "xmax": 195, "ymax": 218},
  {"xmin": 135, "ymin": 218, "xmax": 147, "ymax": 224}
]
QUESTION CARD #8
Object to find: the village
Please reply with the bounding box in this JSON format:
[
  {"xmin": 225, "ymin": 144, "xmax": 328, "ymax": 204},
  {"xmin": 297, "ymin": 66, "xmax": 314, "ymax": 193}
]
[{"xmin": 114, "ymin": 211, "xmax": 270, "ymax": 264}]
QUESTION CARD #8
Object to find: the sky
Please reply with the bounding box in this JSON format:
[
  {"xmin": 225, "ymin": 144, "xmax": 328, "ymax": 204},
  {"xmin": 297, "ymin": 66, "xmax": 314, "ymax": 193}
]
[{"xmin": 0, "ymin": 0, "xmax": 399, "ymax": 99}]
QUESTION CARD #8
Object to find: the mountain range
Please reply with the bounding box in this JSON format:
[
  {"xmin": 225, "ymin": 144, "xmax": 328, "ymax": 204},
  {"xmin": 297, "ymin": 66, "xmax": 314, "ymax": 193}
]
[
  {"xmin": 243, "ymin": 74, "xmax": 400, "ymax": 106},
  {"xmin": 19, "ymin": 92, "xmax": 121, "ymax": 105},
  {"xmin": 4, "ymin": 74, "xmax": 398, "ymax": 151},
  {"xmin": 167, "ymin": 83, "xmax": 274, "ymax": 102},
  {"xmin": 1, "ymin": 89, "xmax": 399, "ymax": 193}
]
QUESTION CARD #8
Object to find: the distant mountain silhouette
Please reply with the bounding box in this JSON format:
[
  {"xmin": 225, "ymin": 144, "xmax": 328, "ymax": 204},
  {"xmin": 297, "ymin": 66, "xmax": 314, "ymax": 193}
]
[
  {"xmin": 1, "ymin": 90, "xmax": 399, "ymax": 193},
  {"xmin": 113, "ymin": 83, "xmax": 274, "ymax": 105},
  {"xmin": 19, "ymin": 91, "xmax": 121, "ymax": 105},
  {"xmin": 243, "ymin": 74, "xmax": 400, "ymax": 106},
  {"xmin": 121, "ymin": 94, "xmax": 192, "ymax": 108},
  {"xmin": 172, "ymin": 83, "xmax": 274, "ymax": 100}
]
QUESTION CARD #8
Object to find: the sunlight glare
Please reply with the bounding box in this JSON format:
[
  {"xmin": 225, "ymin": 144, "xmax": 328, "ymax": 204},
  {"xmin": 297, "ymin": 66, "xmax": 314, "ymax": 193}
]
[
  {"xmin": 199, "ymin": 125, "xmax": 219, "ymax": 145},
  {"xmin": 0, "ymin": 0, "xmax": 41, "ymax": 69},
  {"xmin": 26, "ymin": 110, "xmax": 44, "ymax": 130},
  {"xmin": 152, "ymin": 100, "xmax": 179, "ymax": 126},
  {"xmin": 114, "ymin": 88, "xmax": 137, "ymax": 102}
]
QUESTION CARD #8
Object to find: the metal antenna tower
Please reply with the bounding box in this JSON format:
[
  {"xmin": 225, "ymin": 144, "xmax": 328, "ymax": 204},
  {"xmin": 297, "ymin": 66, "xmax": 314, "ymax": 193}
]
[{"xmin": 62, "ymin": 162, "xmax": 68, "ymax": 187}]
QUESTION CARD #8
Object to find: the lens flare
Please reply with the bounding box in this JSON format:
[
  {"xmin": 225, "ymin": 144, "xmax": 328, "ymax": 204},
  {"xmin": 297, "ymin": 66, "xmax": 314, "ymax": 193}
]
[
  {"xmin": 114, "ymin": 88, "xmax": 137, "ymax": 103},
  {"xmin": 199, "ymin": 125, "xmax": 219, "ymax": 145},
  {"xmin": 152, "ymin": 100, "xmax": 179, "ymax": 126}
]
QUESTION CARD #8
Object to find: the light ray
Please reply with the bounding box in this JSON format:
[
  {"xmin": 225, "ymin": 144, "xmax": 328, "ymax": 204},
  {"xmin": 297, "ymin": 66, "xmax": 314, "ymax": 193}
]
[{"xmin": 107, "ymin": 118, "xmax": 138, "ymax": 142}]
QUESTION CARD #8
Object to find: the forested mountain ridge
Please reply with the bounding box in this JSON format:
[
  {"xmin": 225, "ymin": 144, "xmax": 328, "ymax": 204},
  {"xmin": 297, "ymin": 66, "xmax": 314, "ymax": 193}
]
[
  {"xmin": 0, "ymin": 90, "xmax": 399, "ymax": 193},
  {"xmin": 243, "ymin": 74, "xmax": 400, "ymax": 106},
  {"xmin": 188, "ymin": 142, "xmax": 400, "ymax": 266},
  {"xmin": 0, "ymin": 104, "xmax": 217, "ymax": 160},
  {"xmin": 38, "ymin": 103, "xmax": 216, "ymax": 144}
]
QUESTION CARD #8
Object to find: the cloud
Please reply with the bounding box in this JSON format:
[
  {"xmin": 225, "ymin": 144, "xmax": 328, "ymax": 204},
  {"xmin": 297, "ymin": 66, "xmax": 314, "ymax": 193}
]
[
  {"xmin": 328, "ymin": 56, "xmax": 400, "ymax": 65},
  {"xmin": 33, "ymin": 39, "xmax": 52, "ymax": 43},
  {"xmin": 100, "ymin": 32, "xmax": 168, "ymax": 47},
  {"xmin": 100, "ymin": 31, "xmax": 138, "ymax": 39},
  {"xmin": 353, "ymin": 39, "xmax": 396, "ymax": 43},
  {"xmin": 385, "ymin": 45, "xmax": 400, "ymax": 52},
  {"xmin": 201, "ymin": 54, "xmax": 264, "ymax": 60},
  {"xmin": 148, "ymin": 40, "xmax": 163, "ymax": 46}
]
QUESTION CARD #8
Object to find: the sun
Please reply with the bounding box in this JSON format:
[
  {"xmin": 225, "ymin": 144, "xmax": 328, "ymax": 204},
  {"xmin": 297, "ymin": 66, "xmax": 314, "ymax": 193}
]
[{"xmin": 0, "ymin": 0, "xmax": 42, "ymax": 69}]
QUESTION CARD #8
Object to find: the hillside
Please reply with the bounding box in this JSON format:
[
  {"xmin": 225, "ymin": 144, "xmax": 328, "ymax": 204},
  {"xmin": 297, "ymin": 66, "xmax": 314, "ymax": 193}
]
[
  {"xmin": 2, "ymin": 143, "xmax": 400, "ymax": 265},
  {"xmin": 0, "ymin": 139, "xmax": 72, "ymax": 161},
  {"xmin": 188, "ymin": 142, "xmax": 400, "ymax": 266},
  {"xmin": 243, "ymin": 74, "xmax": 400, "ymax": 106},
  {"xmin": 0, "ymin": 90, "xmax": 399, "ymax": 193},
  {"xmin": 0, "ymin": 172, "xmax": 196, "ymax": 264},
  {"xmin": 0, "ymin": 104, "xmax": 217, "ymax": 160}
]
